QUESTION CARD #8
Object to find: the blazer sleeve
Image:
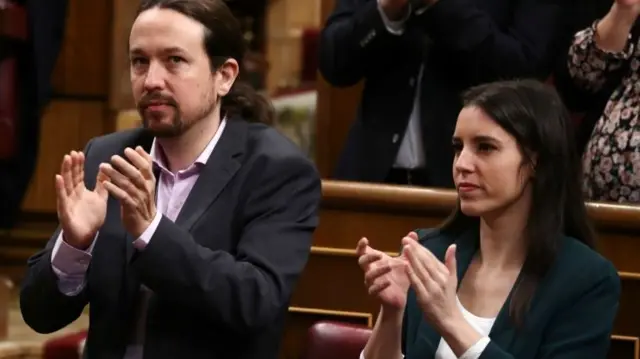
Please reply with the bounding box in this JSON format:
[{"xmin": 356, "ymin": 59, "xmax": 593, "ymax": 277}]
[
  {"xmin": 418, "ymin": 0, "xmax": 573, "ymax": 84},
  {"xmin": 319, "ymin": 0, "xmax": 419, "ymax": 87},
  {"xmin": 19, "ymin": 139, "xmax": 95, "ymax": 334},
  {"xmin": 478, "ymin": 259, "xmax": 621, "ymax": 359},
  {"xmin": 129, "ymin": 154, "xmax": 322, "ymax": 334}
]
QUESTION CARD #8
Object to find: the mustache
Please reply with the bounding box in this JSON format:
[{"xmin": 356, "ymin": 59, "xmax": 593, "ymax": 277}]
[{"xmin": 138, "ymin": 92, "xmax": 178, "ymax": 109}]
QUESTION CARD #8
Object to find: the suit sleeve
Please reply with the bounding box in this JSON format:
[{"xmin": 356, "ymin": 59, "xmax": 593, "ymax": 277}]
[
  {"xmin": 478, "ymin": 260, "xmax": 620, "ymax": 359},
  {"xmin": 419, "ymin": 0, "xmax": 573, "ymax": 83},
  {"xmin": 319, "ymin": 0, "xmax": 419, "ymax": 87},
  {"xmin": 129, "ymin": 154, "xmax": 322, "ymax": 334},
  {"xmin": 19, "ymin": 139, "xmax": 96, "ymax": 334}
]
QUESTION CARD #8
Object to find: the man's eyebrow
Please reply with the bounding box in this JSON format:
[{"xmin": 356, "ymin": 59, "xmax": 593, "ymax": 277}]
[
  {"xmin": 129, "ymin": 47, "xmax": 144, "ymax": 56},
  {"xmin": 129, "ymin": 46, "xmax": 188, "ymax": 56}
]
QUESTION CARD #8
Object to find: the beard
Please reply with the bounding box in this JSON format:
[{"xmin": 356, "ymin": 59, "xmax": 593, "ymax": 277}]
[{"xmin": 137, "ymin": 90, "xmax": 216, "ymax": 138}]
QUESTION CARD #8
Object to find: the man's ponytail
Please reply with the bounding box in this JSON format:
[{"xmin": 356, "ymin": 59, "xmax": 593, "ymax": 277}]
[{"xmin": 221, "ymin": 82, "xmax": 275, "ymax": 125}]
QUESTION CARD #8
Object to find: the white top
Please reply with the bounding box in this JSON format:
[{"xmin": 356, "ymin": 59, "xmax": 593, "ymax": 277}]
[
  {"xmin": 360, "ymin": 297, "xmax": 496, "ymax": 359},
  {"xmin": 434, "ymin": 297, "xmax": 496, "ymax": 359}
]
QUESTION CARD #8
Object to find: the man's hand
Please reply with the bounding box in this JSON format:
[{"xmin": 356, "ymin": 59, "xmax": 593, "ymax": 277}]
[
  {"xmin": 100, "ymin": 146, "xmax": 157, "ymax": 238},
  {"xmin": 55, "ymin": 150, "xmax": 108, "ymax": 250}
]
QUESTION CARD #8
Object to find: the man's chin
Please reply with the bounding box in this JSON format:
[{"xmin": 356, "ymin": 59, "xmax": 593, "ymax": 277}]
[{"xmin": 141, "ymin": 120, "xmax": 183, "ymax": 138}]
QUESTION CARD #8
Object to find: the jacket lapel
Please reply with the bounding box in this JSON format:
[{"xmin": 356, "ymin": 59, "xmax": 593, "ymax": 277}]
[
  {"xmin": 486, "ymin": 269, "xmax": 522, "ymax": 351},
  {"xmin": 173, "ymin": 118, "xmax": 245, "ymax": 231}
]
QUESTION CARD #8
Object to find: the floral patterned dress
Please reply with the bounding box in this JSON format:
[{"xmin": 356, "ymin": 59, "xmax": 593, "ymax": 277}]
[{"xmin": 568, "ymin": 22, "xmax": 640, "ymax": 203}]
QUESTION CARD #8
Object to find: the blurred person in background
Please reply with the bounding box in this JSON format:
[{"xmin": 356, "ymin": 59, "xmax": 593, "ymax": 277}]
[
  {"xmin": 555, "ymin": 0, "xmax": 640, "ymax": 203},
  {"xmin": 319, "ymin": 0, "xmax": 578, "ymax": 187}
]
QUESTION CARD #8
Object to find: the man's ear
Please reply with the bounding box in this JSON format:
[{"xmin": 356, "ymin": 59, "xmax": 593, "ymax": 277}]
[{"xmin": 215, "ymin": 58, "xmax": 239, "ymax": 97}]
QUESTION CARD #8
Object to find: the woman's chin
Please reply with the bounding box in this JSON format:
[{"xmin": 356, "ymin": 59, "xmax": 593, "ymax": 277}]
[{"xmin": 459, "ymin": 200, "xmax": 485, "ymax": 217}]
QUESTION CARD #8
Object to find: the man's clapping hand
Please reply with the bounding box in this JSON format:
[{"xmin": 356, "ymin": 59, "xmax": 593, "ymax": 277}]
[
  {"xmin": 55, "ymin": 151, "xmax": 108, "ymax": 250},
  {"xmin": 100, "ymin": 146, "xmax": 157, "ymax": 239}
]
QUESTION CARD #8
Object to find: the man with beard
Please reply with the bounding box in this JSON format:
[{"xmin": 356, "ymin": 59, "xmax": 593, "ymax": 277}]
[{"xmin": 19, "ymin": 0, "xmax": 322, "ymax": 358}]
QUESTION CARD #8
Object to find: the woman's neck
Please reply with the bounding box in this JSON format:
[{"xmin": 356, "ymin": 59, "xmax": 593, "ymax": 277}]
[{"xmin": 477, "ymin": 190, "xmax": 532, "ymax": 270}]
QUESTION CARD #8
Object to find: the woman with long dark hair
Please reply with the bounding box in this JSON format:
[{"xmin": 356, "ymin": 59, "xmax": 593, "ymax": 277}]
[{"xmin": 357, "ymin": 79, "xmax": 620, "ymax": 359}]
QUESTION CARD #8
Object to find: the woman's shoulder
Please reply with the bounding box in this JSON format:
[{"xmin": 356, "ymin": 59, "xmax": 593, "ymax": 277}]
[
  {"xmin": 558, "ymin": 236, "xmax": 616, "ymax": 274},
  {"xmin": 547, "ymin": 236, "xmax": 620, "ymax": 299}
]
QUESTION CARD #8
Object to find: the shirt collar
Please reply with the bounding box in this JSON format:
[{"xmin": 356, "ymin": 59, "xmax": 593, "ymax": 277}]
[{"xmin": 149, "ymin": 117, "xmax": 227, "ymax": 173}]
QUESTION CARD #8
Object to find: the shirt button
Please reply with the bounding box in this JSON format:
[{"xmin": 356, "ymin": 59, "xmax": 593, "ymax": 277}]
[{"xmin": 392, "ymin": 133, "xmax": 400, "ymax": 143}]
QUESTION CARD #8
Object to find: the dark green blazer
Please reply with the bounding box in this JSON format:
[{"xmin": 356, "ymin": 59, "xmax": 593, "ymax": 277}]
[{"xmin": 402, "ymin": 228, "xmax": 621, "ymax": 359}]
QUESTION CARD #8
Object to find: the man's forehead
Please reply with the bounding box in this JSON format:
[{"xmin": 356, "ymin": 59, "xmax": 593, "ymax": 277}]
[{"xmin": 130, "ymin": 8, "xmax": 206, "ymax": 50}]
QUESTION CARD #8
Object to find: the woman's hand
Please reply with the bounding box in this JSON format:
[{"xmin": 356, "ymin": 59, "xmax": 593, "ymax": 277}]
[
  {"xmin": 402, "ymin": 238, "xmax": 463, "ymax": 331},
  {"xmin": 357, "ymin": 234, "xmax": 414, "ymax": 311}
]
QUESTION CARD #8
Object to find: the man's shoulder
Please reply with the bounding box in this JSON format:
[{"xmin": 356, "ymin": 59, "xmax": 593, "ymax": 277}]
[
  {"xmin": 242, "ymin": 122, "xmax": 314, "ymax": 169},
  {"xmin": 85, "ymin": 129, "xmax": 146, "ymax": 156}
]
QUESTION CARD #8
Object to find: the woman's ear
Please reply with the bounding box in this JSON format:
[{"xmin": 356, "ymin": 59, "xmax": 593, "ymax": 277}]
[{"xmin": 215, "ymin": 58, "xmax": 239, "ymax": 97}]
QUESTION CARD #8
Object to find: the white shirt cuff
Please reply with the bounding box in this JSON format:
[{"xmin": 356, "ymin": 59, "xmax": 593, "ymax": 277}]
[
  {"xmin": 132, "ymin": 211, "xmax": 162, "ymax": 250},
  {"xmin": 377, "ymin": 0, "xmax": 411, "ymax": 35},
  {"xmin": 459, "ymin": 337, "xmax": 491, "ymax": 359}
]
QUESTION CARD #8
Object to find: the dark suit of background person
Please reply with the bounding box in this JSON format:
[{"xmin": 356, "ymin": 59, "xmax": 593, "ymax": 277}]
[
  {"xmin": 402, "ymin": 228, "xmax": 620, "ymax": 358},
  {"xmin": 319, "ymin": 0, "xmax": 577, "ymax": 187},
  {"xmin": 0, "ymin": 0, "xmax": 68, "ymax": 229},
  {"xmin": 19, "ymin": 117, "xmax": 322, "ymax": 359}
]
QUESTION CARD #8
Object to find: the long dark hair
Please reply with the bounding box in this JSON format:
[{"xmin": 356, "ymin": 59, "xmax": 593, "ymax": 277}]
[
  {"xmin": 441, "ymin": 79, "xmax": 596, "ymax": 325},
  {"xmin": 136, "ymin": 0, "xmax": 274, "ymax": 124}
]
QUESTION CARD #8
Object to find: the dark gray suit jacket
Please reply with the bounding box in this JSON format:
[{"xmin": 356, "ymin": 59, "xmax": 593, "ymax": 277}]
[{"xmin": 20, "ymin": 117, "xmax": 322, "ymax": 359}]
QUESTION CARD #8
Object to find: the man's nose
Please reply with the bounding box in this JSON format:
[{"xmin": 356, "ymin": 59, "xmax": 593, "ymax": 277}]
[{"xmin": 143, "ymin": 62, "xmax": 166, "ymax": 91}]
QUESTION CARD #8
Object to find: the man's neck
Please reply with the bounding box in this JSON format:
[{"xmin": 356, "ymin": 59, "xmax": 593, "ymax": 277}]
[{"xmin": 158, "ymin": 110, "xmax": 221, "ymax": 173}]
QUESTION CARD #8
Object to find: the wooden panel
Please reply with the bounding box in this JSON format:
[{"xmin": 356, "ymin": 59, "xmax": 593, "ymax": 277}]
[
  {"xmin": 109, "ymin": 0, "xmax": 140, "ymax": 110},
  {"xmin": 266, "ymin": 0, "xmax": 321, "ymax": 93},
  {"xmin": 50, "ymin": 0, "xmax": 111, "ymax": 97},
  {"xmin": 21, "ymin": 100, "xmax": 107, "ymax": 213}
]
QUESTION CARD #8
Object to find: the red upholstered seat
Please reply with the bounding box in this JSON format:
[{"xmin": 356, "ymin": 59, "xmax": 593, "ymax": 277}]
[
  {"xmin": 43, "ymin": 330, "xmax": 87, "ymax": 359},
  {"xmin": 304, "ymin": 321, "xmax": 372, "ymax": 359}
]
